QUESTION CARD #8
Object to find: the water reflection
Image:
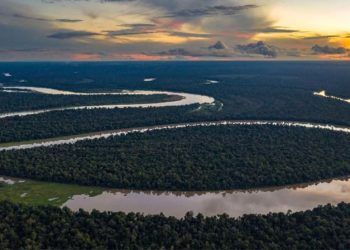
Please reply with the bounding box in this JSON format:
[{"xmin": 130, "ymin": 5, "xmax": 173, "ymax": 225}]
[{"xmin": 63, "ymin": 177, "xmax": 350, "ymax": 218}]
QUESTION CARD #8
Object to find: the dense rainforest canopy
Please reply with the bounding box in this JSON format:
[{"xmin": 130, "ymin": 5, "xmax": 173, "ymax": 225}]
[
  {"xmin": 0, "ymin": 201, "xmax": 349, "ymax": 249},
  {"xmin": 1, "ymin": 62, "xmax": 350, "ymax": 143},
  {"xmin": 0, "ymin": 91, "xmax": 175, "ymax": 113},
  {"xmin": 1, "ymin": 125, "xmax": 350, "ymax": 190}
]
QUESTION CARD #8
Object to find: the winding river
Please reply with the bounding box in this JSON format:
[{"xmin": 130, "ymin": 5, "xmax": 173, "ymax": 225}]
[
  {"xmin": 0, "ymin": 86, "xmax": 215, "ymax": 118},
  {"xmin": 1, "ymin": 86, "xmax": 350, "ymax": 217}
]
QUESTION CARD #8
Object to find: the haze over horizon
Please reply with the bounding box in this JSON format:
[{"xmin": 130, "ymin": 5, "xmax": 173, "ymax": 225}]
[{"xmin": 1, "ymin": 0, "xmax": 350, "ymax": 61}]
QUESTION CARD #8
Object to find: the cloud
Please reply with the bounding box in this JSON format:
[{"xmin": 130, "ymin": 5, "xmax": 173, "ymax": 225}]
[
  {"xmin": 235, "ymin": 41, "xmax": 278, "ymax": 57},
  {"xmin": 303, "ymin": 35, "xmax": 338, "ymax": 40},
  {"xmin": 163, "ymin": 5, "xmax": 258, "ymax": 18},
  {"xmin": 105, "ymin": 22, "xmax": 158, "ymax": 37},
  {"xmin": 119, "ymin": 23, "xmax": 157, "ymax": 28},
  {"xmin": 311, "ymin": 45, "xmax": 347, "ymax": 55},
  {"xmin": 1, "ymin": 0, "xmax": 335, "ymax": 61},
  {"xmin": 106, "ymin": 23, "xmax": 213, "ymax": 38},
  {"xmin": 12, "ymin": 13, "xmax": 83, "ymax": 23},
  {"xmin": 253, "ymin": 27, "xmax": 300, "ymax": 33},
  {"xmin": 156, "ymin": 48, "xmax": 197, "ymax": 57},
  {"xmin": 55, "ymin": 19, "xmax": 83, "ymax": 23},
  {"xmin": 208, "ymin": 41, "xmax": 228, "ymax": 50},
  {"xmin": 105, "ymin": 29, "xmax": 157, "ymax": 37},
  {"xmin": 152, "ymin": 48, "xmax": 231, "ymax": 58},
  {"xmin": 168, "ymin": 31, "xmax": 213, "ymax": 38},
  {"xmin": 150, "ymin": 41, "xmax": 235, "ymax": 58},
  {"xmin": 47, "ymin": 31, "xmax": 100, "ymax": 39}
]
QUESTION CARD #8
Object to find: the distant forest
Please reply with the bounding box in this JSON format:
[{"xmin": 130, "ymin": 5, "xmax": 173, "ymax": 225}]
[
  {"xmin": 1, "ymin": 125, "xmax": 350, "ymax": 190},
  {"xmin": 0, "ymin": 201, "xmax": 349, "ymax": 249},
  {"xmin": 1, "ymin": 62, "xmax": 350, "ymax": 143},
  {"xmin": 0, "ymin": 92, "xmax": 175, "ymax": 113}
]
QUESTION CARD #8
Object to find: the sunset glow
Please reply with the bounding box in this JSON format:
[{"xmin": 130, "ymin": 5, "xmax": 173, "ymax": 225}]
[{"xmin": 1, "ymin": 0, "xmax": 350, "ymax": 60}]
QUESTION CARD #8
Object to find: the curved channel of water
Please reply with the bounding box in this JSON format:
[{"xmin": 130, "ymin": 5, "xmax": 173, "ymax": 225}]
[
  {"xmin": 0, "ymin": 86, "xmax": 215, "ymax": 118},
  {"xmin": 1, "ymin": 120, "xmax": 350, "ymax": 151},
  {"xmin": 62, "ymin": 177, "xmax": 350, "ymax": 218}
]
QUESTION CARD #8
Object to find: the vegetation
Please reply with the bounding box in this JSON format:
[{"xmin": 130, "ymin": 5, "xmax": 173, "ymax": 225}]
[
  {"xmin": 0, "ymin": 106, "xmax": 197, "ymax": 143},
  {"xmin": 0, "ymin": 179, "xmax": 103, "ymax": 206},
  {"xmin": 0, "ymin": 201, "xmax": 349, "ymax": 249},
  {"xmin": 0, "ymin": 91, "xmax": 178, "ymax": 113},
  {"xmin": 2, "ymin": 88, "xmax": 350, "ymax": 143},
  {"xmin": 1, "ymin": 125, "xmax": 350, "ymax": 190},
  {"xmin": 2, "ymin": 62, "xmax": 350, "ymax": 143}
]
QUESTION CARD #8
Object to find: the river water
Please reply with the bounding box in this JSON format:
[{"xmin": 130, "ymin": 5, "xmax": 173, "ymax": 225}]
[
  {"xmin": 0, "ymin": 86, "xmax": 215, "ymax": 119},
  {"xmin": 62, "ymin": 177, "xmax": 350, "ymax": 218},
  {"xmin": 1, "ymin": 175, "xmax": 349, "ymax": 218},
  {"xmin": 1, "ymin": 120, "xmax": 350, "ymax": 151}
]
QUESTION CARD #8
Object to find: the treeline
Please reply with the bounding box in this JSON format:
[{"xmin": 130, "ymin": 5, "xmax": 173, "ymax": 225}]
[
  {"xmin": 0, "ymin": 201, "xmax": 349, "ymax": 249},
  {"xmin": 1, "ymin": 125, "xmax": 350, "ymax": 190},
  {"xmin": 0, "ymin": 91, "xmax": 174, "ymax": 113}
]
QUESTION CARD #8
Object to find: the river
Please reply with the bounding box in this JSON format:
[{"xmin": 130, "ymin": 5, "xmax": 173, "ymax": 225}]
[
  {"xmin": 0, "ymin": 86, "xmax": 215, "ymax": 118},
  {"xmin": 1, "ymin": 87, "xmax": 350, "ymax": 217},
  {"xmin": 62, "ymin": 177, "xmax": 350, "ymax": 218}
]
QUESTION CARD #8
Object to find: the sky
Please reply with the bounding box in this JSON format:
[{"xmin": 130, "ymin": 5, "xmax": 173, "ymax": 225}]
[{"xmin": 1, "ymin": 0, "xmax": 350, "ymax": 61}]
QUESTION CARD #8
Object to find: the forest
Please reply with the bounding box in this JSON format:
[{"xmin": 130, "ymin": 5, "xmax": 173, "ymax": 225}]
[
  {"xmin": 0, "ymin": 201, "xmax": 349, "ymax": 249},
  {"xmin": 1, "ymin": 125, "xmax": 350, "ymax": 190},
  {"xmin": 0, "ymin": 91, "xmax": 176, "ymax": 113},
  {"xmin": 1, "ymin": 88, "xmax": 350, "ymax": 143},
  {"xmin": 1, "ymin": 62, "xmax": 350, "ymax": 143}
]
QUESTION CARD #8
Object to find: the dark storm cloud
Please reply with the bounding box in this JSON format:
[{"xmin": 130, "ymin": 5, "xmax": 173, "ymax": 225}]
[
  {"xmin": 56, "ymin": 18, "xmax": 83, "ymax": 23},
  {"xmin": 105, "ymin": 29, "xmax": 213, "ymax": 38},
  {"xmin": 106, "ymin": 23, "xmax": 213, "ymax": 38},
  {"xmin": 168, "ymin": 31, "xmax": 213, "ymax": 38},
  {"xmin": 105, "ymin": 22, "xmax": 158, "ymax": 36},
  {"xmin": 311, "ymin": 45, "xmax": 347, "ymax": 54},
  {"xmin": 156, "ymin": 48, "xmax": 196, "ymax": 57},
  {"xmin": 235, "ymin": 41, "xmax": 278, "ymax": 57},
  {"xmin": 253, "ymin": 27, "xmax": 300, "ymax": 33},
  {"xmin": 303, "ymin": 35, "xmax": 338, "ymax": 40},
  {"xmin": 105, "ymin": 29, "xmax": 157, "ymax": 36},
  {"xmin": 163, "ymin": 5, "xmax": 258, "ymax": 18},
  {"xmin": 208, "ymin": 41, "xmax": 227, "ymax": 50},
  {"xmin": 13, "ymin": 13, "xmax": 83, "ymax": 22},
  {"xmin": 47, "ymin": 31, "xmax": 100, "ymax": 39},
  {"xmin": 151, "ymin": 41, "xmax": 235, "ymax": 58},
  {"xmin": 154, "ymin": 48, "xmax": 233, "ymax": 58},
  {"xmin": 119, "ymin": 23, "xmax": 157, "ymax": 28}
]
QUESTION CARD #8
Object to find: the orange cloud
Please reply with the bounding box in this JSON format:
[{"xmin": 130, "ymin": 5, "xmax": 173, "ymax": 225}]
[
  {"xmin": 70, "ymin": 53, "xmax": 102, "ymax": 61},
  {"xmin": 317, "ymin": 54, "xmax": 350, "ymax": 61},
  {"xmin": 119, "ymin": 53, "xmax": 165, "ymax": 60}
]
